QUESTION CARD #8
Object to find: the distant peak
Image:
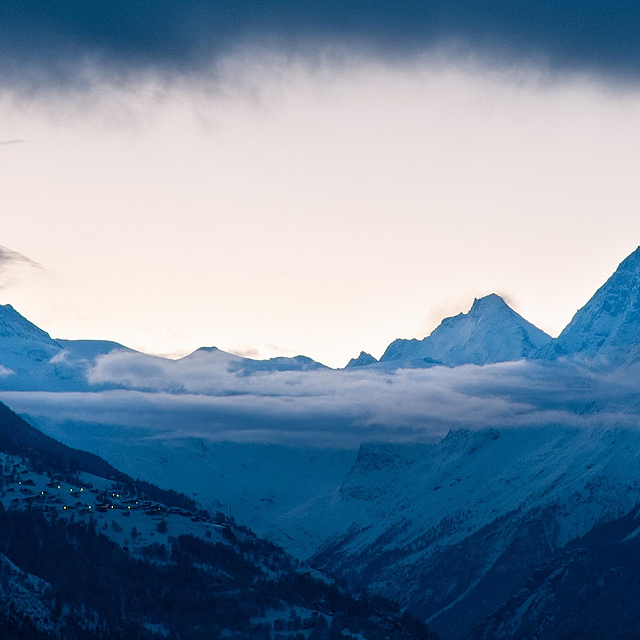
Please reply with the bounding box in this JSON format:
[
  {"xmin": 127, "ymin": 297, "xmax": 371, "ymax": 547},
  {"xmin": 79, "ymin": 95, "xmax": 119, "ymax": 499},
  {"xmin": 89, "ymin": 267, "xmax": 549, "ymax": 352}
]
[
  {"xmin": 535, "ymin": 245, "xmax": 640, "ymax": 363},
  {"xmin": 616, "ymin": 245, "xmax": 640, "ymax": 272},
  {"xmin": 345, "ymin": 351, "xmax": 378, "ymax": 368},
  {"xmin": 182, "ymin": 346, "xmax": 222, "ymax": 359},
  {"xmin": 0, "ymin": 303, "xmax": 58, "ymax": 345},
  {"xmin": 470, "ymin": 294, "xmax": 510, "ymax": 313}
]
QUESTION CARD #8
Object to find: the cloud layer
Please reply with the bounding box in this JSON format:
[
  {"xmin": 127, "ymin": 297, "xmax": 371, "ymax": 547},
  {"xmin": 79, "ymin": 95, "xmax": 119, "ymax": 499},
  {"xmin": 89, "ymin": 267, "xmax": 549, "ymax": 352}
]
[{"xmin": 3, "ymin": 350, "xmax": 639, "ymax": 447}]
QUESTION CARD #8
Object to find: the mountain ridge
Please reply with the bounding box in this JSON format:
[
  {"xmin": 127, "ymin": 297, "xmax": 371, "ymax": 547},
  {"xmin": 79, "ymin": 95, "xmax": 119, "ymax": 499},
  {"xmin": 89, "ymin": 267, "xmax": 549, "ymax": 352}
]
[
  {"xmin": 3, "ymin": 246, "xmax": 640, "ymax": 374},
  {"xmin": 536, "ymin": 246, "xmax": 640, "ymax": 363},
  {"xmin": 380, "ymin": 293, "xmax": 552, "ymax": 367}
]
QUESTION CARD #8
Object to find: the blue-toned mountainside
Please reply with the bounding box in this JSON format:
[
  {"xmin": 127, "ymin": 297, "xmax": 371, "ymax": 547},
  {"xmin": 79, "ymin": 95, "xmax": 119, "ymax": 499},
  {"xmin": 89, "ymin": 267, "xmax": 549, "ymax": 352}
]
[
  {"xmin": 345, "ymin": 351, "xmax": 378, "ymax": 368},
  {"xmin": 0, "ymin": 401, "xmax": 434, "ymax": 640},
  {"xmin": 183, "ymin": 346, "xmax": 327, "ymax": 373},
  {"xmin": 0, "ymin": 305, "xmax": 326, "ymax": 391},
  {"xmin": 380, "ymin": 294, "xmax": 552, "ymax": 367},
  {"xmin": 472, "ymin": 504, "xmax": 640, "ymax": 640},
  {"xmin": 306, "ymin": 426, "xmax": 640, "ymax": 638},
  {"xmin": 536, "ymin": 246, "xmax": 640, "ymax": 363},
  {"xmin": 0, "ymin": 304, "xmax": 57, "ymax": 344},
  {"xmin": 0, "ymin": 304, "xmax": 131, "ymax": 391},
  {"xmin": 0, "ymin": 304, "xmax": 61, "ymax": 379}
]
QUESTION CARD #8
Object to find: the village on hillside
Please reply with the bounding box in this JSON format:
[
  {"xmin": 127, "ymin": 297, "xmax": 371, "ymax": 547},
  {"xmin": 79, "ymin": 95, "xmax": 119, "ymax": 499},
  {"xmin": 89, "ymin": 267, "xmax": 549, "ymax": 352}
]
[{"xmin": 0, "ymin": 452, "xmax": 234, "ymax": 554}]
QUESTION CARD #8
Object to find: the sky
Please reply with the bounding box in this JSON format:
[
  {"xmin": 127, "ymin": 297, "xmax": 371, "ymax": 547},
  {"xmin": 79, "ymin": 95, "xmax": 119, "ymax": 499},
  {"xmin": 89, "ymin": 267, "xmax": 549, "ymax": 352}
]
[{"xmin": 2, "ymin": 2, "xmax": 640, "ymax": 368}]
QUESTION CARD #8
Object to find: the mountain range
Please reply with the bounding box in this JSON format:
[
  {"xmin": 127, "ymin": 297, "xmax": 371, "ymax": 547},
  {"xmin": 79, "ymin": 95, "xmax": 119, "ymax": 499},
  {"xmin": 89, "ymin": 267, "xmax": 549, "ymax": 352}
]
[
  {"xmin": 2, "ymin": 246, "xmax": 640, "ymax": 639},
  {"xmin": 2, "ymin": 246, "xmax": 640, "ymax": 384}
]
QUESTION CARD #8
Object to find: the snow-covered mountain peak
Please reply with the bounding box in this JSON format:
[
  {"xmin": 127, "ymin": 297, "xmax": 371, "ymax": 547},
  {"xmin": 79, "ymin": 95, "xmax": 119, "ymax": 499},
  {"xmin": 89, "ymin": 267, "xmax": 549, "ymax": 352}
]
[
  {"xmin": 0, "ymin": 304, "xmax": 58, "ymax": 345},
  {"xmin": 180, "ymin": 345, "xmax": 327, "ymax": 373},
  {"xmin": 380, "ymin": 294, "xmax": 551, "ymax": 366},
  {"xmin": 345, "ymin": 351, "xmax": 378, "ymax": 368},
  {"xmin": 184, "ymin": 346, "xmax": 222, "ymax": 358},
  {"xmin": 470, "ymin": 292, "xmax": 510, "ymax": 313},
  {"xmin": 536, "ymin": 246, "xmax": 640, "ymax": 363}
]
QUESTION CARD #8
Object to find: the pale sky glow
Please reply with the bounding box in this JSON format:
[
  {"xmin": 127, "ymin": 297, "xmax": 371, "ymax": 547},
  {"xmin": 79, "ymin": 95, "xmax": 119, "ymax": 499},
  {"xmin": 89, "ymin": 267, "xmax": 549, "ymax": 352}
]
[{"xmin": 2, "ymin": 52, "xmax": 640, "ymax": 367}]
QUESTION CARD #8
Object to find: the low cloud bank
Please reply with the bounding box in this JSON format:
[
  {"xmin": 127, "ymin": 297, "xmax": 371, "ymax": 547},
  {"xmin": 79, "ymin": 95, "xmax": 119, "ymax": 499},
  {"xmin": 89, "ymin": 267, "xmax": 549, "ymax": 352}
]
[{"xmin": 1, "ymin": 350, "xmax": 639, "ymax": 447}]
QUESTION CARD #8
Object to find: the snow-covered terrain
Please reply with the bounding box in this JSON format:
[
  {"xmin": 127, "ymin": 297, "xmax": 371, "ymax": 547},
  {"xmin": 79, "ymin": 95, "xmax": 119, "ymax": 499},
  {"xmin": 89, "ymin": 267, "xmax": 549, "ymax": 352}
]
[
  {"xmin": 6, "ymin": 425, "xmax": 357, "ymax": 541},
  {"xmin": 307, "ymin": 426, "xmax": 640, "ymax": 637},
  {"xmin": 345, "ymin": 351, "xmax": 378, "ymax": 368},
  {"xmin": 0, "ymin": 304, "xmax": 326, "ymax": 392},
  {"xmin": 0, "ymin": 551, "xmax": 55, "ymax": 636},
  {"xmin": 380, "ymin": 294, "xmax": 552, "ymax": 366},
  {"xmin": 536, "ymin": 246, "xmax": 640, "ymax": 363},
  {"xmin": 0, "ymin": 304, "xmax": 62, "ymax": 382},
  {"xmin": 0, "ymin": 452, "xmax": 230, "ymax": 554}
]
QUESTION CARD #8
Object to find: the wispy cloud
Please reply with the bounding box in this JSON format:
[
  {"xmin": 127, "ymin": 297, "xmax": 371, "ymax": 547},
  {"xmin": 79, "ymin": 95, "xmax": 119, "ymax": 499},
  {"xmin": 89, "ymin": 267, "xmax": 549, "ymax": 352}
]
[
  {"xmin": 228, "ymin": 346, "xmax": 261, "ymax": 358},
  {"xmin": 0, "ymin": 245, "xmax": 39, "ymax": 269},
  {"xmin": 0, "ymin": 245, "xmax": 42, "ymax": 289}
]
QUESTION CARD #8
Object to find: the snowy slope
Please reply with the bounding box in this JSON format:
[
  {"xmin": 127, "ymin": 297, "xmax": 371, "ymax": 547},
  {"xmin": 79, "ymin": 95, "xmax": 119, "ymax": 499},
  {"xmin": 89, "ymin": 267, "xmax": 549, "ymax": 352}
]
[
  {"xmin": 303, "ymin": 426, "xmax": 640, "ymax": 638},
  {"xmin": 0, "ymin": 552, "xmax": 56, "ymax": 636},
  {"xmin": 0, "ymin": 304, "xmax": 61, "ymax": 376},
  {"xmin": 345, "ymin": 351, "xmax": 378, "ymax": 368},
  {"xmin": 381, "ymin": 294, "xmax": 551, "ymax": 366},
  {"xmin": 536, "ymin": 246, "xmax": 640, "ymax": 363},
  {"xmin": 472, "ymin": 504, "xmax": 640, "ymax": 640},
  {"xmin": 0, "ymin": 306, "xmax": 136, "ymax": 390},
  {"xmin": 181, "ymin": 346, "xmax": 327, "ymax": 373},
  {"xmin": 20, "ymin": 412, "xmax": 640, "ymax": 638},
  {"xmin": 17, "ymin": 415, "xmax": 358, "ymax": 543},
  {"xmin": 0, "ymin": 304, "xmax": 58, "ymax": 344},
  {"xmin": 0, "ymin": 306, "xmax": 328, "ymax": 392},
  {"xmin": 56, "ymin": 339, "xmax": 134, "ymax": 360}
]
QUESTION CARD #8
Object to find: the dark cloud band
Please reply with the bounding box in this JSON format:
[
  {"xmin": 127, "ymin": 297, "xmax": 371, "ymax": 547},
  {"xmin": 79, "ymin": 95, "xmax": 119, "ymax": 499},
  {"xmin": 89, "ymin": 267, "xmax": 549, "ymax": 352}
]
[{"xmin": 1, "ymin": 1, "xmax": 640, "ymax": 88}]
